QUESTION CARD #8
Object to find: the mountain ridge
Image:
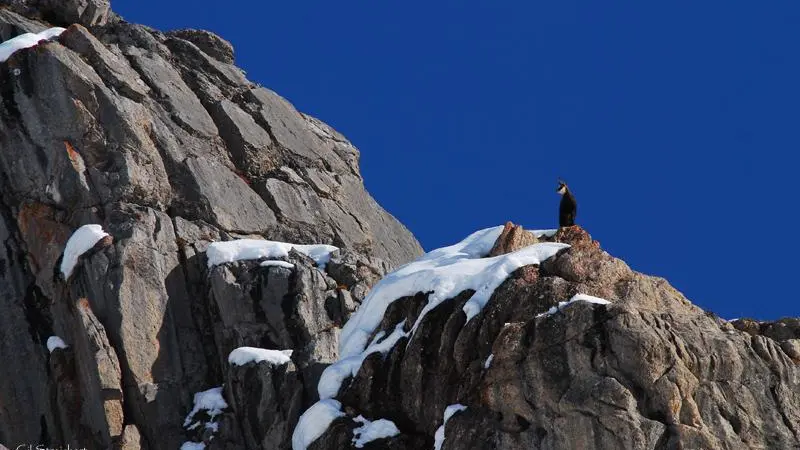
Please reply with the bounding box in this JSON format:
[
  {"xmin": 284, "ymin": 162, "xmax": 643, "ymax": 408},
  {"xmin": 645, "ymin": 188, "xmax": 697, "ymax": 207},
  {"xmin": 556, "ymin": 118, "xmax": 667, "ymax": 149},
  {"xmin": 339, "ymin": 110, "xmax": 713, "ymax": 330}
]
[{"xmin": 1, "ymin": 2, "xmax": 798, "ymax": 450}]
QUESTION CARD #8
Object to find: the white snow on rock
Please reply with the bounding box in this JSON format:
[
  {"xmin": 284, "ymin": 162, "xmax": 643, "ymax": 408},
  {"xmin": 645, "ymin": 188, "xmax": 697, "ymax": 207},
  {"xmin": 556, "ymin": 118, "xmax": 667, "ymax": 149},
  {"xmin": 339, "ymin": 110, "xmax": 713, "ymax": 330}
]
[
  {"xmin": 351, "ymin": 415, "xmax": 401, "ymax": 448},
  {"xmin": 294, "ymin": 225, "xmax": 566, "ymax": 450},
  {"xmin": 291, "ymin": 399, "xmax": 345, "ymax": 450},
  {"xmin": 228, "ymin": 347, "xmax": 293, "ymax": 367},
  {"xmin": 60, "ymin": 224, "xmax": 110, "ymax": 279},
  {"xmin": 206, "ymin": 239, "xmax": 337, "ymax": 269},
  {"xmin": 0, "ymin": 27, "xmax": 66, "ymax": 63},
  {"xmin": 318, "ymin": 320, "xmax": 409, "ymax": 400},
  {"xmin": 179, "ymin": 442, "xmax": 205, "ymax": 450},
  {"xmin": 183, "ymin": 387, "xmax": 228, "ymax": 428},
  {"xmin": 46, "ymin": 336, "xmax": 68, "ymax": 353},
  {"xmin": 340, "ymin": 225, "xmax": 568, "ymax": 360},
  {"xmin": 260, "ymin": 260, "xmax": 295, "ymax": 269},
  {"xmin": 433, "ymin": 404, "xmax": 468, "ymax": 450},
  {"xmin": 537, "ymin": 293, "xmax": 611, "ymax": 318},
  {"xmin": 535, "ymin": 229, "xmax": 558, "ymax": 238},
  {"xmin": 483, "ymin": 353, "xmax": 494, "ymax": 369}
]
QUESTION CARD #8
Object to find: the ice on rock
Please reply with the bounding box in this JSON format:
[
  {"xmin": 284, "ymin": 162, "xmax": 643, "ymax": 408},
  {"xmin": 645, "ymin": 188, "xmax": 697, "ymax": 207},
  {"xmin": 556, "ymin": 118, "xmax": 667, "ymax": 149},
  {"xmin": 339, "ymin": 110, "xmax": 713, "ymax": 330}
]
[
  {"xmin": 351, "ymin": 416, "xmax": 401, "ymax": 448},
  {"xmin": 537, "ymin": 293, "xmax": 611, "ymax": 318},
  {"xmin": 340, "ymin": 226, "xmax": 568, "ymax": 360},
  {"xmin": 293, "ymin": 225, "xmax": 568, "ymax": 450},
  {"xmin": 0, "ymin": 27, "xmax": 66, "ymax": 63},
  {"xmin": 60, "ymin": 224, "xmax": 109, "ymax": 279},
  {"xmin": 433, "ymin": 404, "xmax": 468, "ymax": 450},
  {"xmin": 183, "ymin": 387, "xmax": 228, "ymax": 428},
  {"xmin": 46, "ymin": 336, "xmax": 68, "ymax": 353},
  {"xmin": 207, "ymin": 239, "xmax": 337, "ymax": 269},
  {"xmin": 260, "ymin": 260, "xmax": 295, "ymax": 269},
  {"xmin": 228, "ymin": 347, "xmax": 293, "ymax": 366},
  {"xmin": 291, "ymin": 399, "xmax": 345, "ymax": 450}
]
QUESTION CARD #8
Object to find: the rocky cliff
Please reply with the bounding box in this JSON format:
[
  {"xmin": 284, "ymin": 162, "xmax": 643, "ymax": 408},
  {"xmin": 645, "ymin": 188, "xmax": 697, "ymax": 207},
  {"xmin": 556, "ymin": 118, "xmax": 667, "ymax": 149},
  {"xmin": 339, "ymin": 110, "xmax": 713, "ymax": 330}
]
[
  {"xmin": 0, "ymin": 1, "xmax": 421, "ymax": 448},
  {"xmin": 303, "ymin": 224, "xmax": 800, "ymax": 450},
  {"xmin": 1, "ymin": 2, "xmax": 799, "ymax": 450}
]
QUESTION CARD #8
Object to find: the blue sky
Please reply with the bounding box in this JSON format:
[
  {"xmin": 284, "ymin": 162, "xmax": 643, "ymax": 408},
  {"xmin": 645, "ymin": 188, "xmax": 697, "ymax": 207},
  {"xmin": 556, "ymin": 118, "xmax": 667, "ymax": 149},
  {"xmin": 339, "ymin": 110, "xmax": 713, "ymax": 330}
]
[{"xmin": 115, "ymin": 1, "xmax": 800, "ymax": 320}]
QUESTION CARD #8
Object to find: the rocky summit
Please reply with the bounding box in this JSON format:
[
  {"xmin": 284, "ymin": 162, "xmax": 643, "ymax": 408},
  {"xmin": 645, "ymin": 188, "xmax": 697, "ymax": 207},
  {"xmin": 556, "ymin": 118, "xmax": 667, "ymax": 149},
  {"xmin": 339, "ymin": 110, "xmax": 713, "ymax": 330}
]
[{"xmin": 0, "ymin": 1, "xmax": 798, "ymax": 450}]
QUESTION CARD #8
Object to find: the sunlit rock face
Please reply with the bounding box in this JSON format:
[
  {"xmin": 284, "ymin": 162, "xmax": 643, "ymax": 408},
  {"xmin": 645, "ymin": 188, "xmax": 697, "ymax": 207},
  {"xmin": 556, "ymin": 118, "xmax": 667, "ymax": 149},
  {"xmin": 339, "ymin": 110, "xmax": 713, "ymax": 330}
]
[
  {"xmin": 0, "ymin": 2, "xmax": 420, "ymax": 448},
  {"xmin": 1, "ymin": 2, "xmax": 798, "ymax": 450}
]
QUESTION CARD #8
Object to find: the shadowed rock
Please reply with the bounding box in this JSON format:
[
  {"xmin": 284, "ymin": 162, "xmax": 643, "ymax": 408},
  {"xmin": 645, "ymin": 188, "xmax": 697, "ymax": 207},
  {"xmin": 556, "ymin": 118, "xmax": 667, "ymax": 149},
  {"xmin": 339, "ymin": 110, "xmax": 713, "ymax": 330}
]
[
  {"xmin": 167, "ymin": 29, "xmax": 234, "ymax": 64},
  {"xmin": 38, "ymin": 0, "xmax": 111, "ymax": 27},
  {"xmin": 223, "ymin": 357, "xmax": 303, "ymax": 449}
]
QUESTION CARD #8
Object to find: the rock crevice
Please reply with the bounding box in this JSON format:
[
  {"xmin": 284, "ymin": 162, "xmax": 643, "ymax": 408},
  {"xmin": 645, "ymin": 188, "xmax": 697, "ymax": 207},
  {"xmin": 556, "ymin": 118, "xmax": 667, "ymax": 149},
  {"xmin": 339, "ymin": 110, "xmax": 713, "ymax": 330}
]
[{"xmin": 0, "ymin": 2, "xmax": 420, "ymax": 448}]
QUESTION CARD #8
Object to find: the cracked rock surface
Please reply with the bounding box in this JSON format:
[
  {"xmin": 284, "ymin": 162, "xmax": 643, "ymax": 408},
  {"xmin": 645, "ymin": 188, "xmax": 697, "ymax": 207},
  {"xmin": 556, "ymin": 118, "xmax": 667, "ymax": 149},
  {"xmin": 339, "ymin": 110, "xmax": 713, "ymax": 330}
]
[
  {"xmin": 309, "ymin": 227, "xmax": 800, "ymax": 450},
  {"xmin": 0, "ymin": 2, "xmax": 419, "ymax": 449},
  {"xmin": 1, "ymin": 2, "xmax": 798, "ymax": 450}
]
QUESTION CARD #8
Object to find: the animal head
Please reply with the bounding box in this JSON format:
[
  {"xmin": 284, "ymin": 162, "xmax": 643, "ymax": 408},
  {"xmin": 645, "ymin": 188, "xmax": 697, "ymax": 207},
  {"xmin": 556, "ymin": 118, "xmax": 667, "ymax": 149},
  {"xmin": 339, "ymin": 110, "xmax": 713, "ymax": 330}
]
[{"xmin": 556, "ymin": 180, "xmax": 568, "ymax": 195}]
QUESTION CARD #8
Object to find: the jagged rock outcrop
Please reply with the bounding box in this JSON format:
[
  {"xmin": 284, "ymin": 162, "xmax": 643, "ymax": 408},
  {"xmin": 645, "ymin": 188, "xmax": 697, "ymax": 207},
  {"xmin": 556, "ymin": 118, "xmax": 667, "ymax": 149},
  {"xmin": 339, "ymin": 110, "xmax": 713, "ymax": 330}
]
[
  {"xmin": 308, "ymin": 227, "xmax": 800, "ymax": 450},
  {"xmin": 2, "ymin": 2, "xmax": 799, "ymax": 450},
  {"xmin": 0, "ymin": 1, "xmax": 420, "ymax": 448},
  {"xmin": 221, "ymin": 357, "xmax": 303, "ymax": 449},
  {"xmin": 487, "ymin": 221, "xmax": 538, "ymax": 257}
]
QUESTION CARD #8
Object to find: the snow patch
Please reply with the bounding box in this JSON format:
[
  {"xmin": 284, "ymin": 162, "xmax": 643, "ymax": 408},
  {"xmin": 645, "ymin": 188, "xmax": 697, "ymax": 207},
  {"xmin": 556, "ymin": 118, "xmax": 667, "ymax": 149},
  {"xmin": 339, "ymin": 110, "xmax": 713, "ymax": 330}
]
[
  {"xmin": 534, "ymin": 229, "xmax": 558, "ymax": 238},
  {"xmin": 351, "ymin": 415, "xmax": 401, "ymax": 448},
  {"xmin": 537, "ymin": 293, "xmax": 611, "ymax": 318},
  {"xmin": 483, "ymin": 354, "xmax": 494, "ymax": 369},
  {"xmin": 0, "ymin": 27, "xmax": 66, "ymax": 63},
  {"xmin": 260, "ymin": 260, "xmax": 295, "ymax": 269},
  {"xmin": 318, "ymin": 320, "xmax": 408, "ymax": 400},
  {"xmin": 46, "ymin": 336, "xmax": 68, "ymax": 353},
  {"xmin": 340, "ymin": 226, "xmax": 568, "ymax": 360},
  {"xmin": 228, "ymin": 347, "xmax": 293, "ymax": 367},
  {"xmin": 297, "ymin": 225, "xmax": 566, "ymax": 450},
  {"xmin": 183, "ymin": 387, "xmax": 228, "ymax": 428},
  {"xmin": 433, "ymin": 404, "xmax": 468, "ymax": 450},
  {"xmin": 291, "ymin": 399, "xmax": 345, "ymax": 450},
  {"xmin": 60, "ymin": 224, "xmax": 109, "ymax": 279},
  {"xmin": 179, "ymin": 443, "xmax": 205, "ymax": 450},
  {"xmin": 206, "ymin": 239, "xmax": 337, "ymax": 269}
]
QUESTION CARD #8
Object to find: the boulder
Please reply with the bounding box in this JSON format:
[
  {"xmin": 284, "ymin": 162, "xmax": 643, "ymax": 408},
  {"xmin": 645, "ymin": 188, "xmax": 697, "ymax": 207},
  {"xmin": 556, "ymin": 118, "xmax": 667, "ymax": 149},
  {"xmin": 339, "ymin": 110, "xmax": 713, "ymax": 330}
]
[{"xmin": 487, "ymin": 221, "xmax": 538, "ymax": 257}]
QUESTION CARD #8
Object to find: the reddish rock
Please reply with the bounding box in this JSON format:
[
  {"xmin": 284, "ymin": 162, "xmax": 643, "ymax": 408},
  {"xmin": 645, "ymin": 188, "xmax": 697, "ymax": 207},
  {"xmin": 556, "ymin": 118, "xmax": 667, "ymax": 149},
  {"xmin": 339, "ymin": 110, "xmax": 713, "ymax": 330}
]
[
  {"xmin": 15, "ymin": 202, "xmax": 72, "ymax": 296},
  {"xmin": 554, "ymin": 225, "xmax": 598, "ymax": 247},
  {"xmin": 731, "ymin": 318, "xmax": 762, "ymax": 336},
  {"xmin": 488, "ymin": 222, "xmax": 538, "ymax": 257}
]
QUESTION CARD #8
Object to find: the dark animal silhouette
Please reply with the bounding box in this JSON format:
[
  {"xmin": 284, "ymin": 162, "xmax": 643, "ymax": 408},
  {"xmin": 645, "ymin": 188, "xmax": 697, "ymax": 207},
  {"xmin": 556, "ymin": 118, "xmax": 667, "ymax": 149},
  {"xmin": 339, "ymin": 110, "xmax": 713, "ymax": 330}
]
[{"xmin": 557, "ymin": 180, "xmax": 577, "ymax": 227}]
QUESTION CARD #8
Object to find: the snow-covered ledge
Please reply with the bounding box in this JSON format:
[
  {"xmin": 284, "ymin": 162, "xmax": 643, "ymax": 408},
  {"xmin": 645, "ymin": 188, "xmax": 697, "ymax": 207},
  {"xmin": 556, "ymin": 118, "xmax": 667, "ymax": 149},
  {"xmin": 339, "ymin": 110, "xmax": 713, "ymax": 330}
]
[
  {"xmin": 0, "ymin": 28, "xmax": 66, "ymax": 63},
  {"xmin": 60, "ymin": 224, "xmax": 110, "ymax": 279},
  {"xmin": 206, "ymin": 239, "xmax": 337, "ymax": 269}
]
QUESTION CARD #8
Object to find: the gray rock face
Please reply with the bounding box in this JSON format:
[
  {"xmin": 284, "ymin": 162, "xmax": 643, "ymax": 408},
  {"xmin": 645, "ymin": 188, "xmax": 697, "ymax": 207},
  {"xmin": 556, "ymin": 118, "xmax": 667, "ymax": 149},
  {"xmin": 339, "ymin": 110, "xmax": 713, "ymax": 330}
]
[
  {"xmin": 167, "ymin": 29, "xmax": 235, "ymax": 64},
  {"xmin": 223, "ymin": 358, "xmax": 303, "ymax": 449},
  {"xmin": 0, "ymin": 8, "xmax": 47, "ymax": 37},
  {"xmin": 309, "ymin": 227, "xmax": 800, "ymax": 450},
  {"xmin": 39, "ymin": 0, "xmax": 111, "ymax": 27},
  {"xmin": 0, "ymin": 3, "xmax": 421, "ymax": 449},
  {"xmin": 4, "ymin": 2, "xmax": 797, "ymax": 450},
  {"xmin": 1, "ymin": 0, "xmax": 110, "ymax": 27}
]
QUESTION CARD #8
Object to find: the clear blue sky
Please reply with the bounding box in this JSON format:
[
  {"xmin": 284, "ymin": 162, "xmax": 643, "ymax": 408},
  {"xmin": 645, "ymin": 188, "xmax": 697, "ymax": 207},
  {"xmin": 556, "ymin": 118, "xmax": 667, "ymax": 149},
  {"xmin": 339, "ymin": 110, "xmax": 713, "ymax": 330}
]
[{"xmin": 115, "ymin": 1, "xmax": 799, "ymax": 320}]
